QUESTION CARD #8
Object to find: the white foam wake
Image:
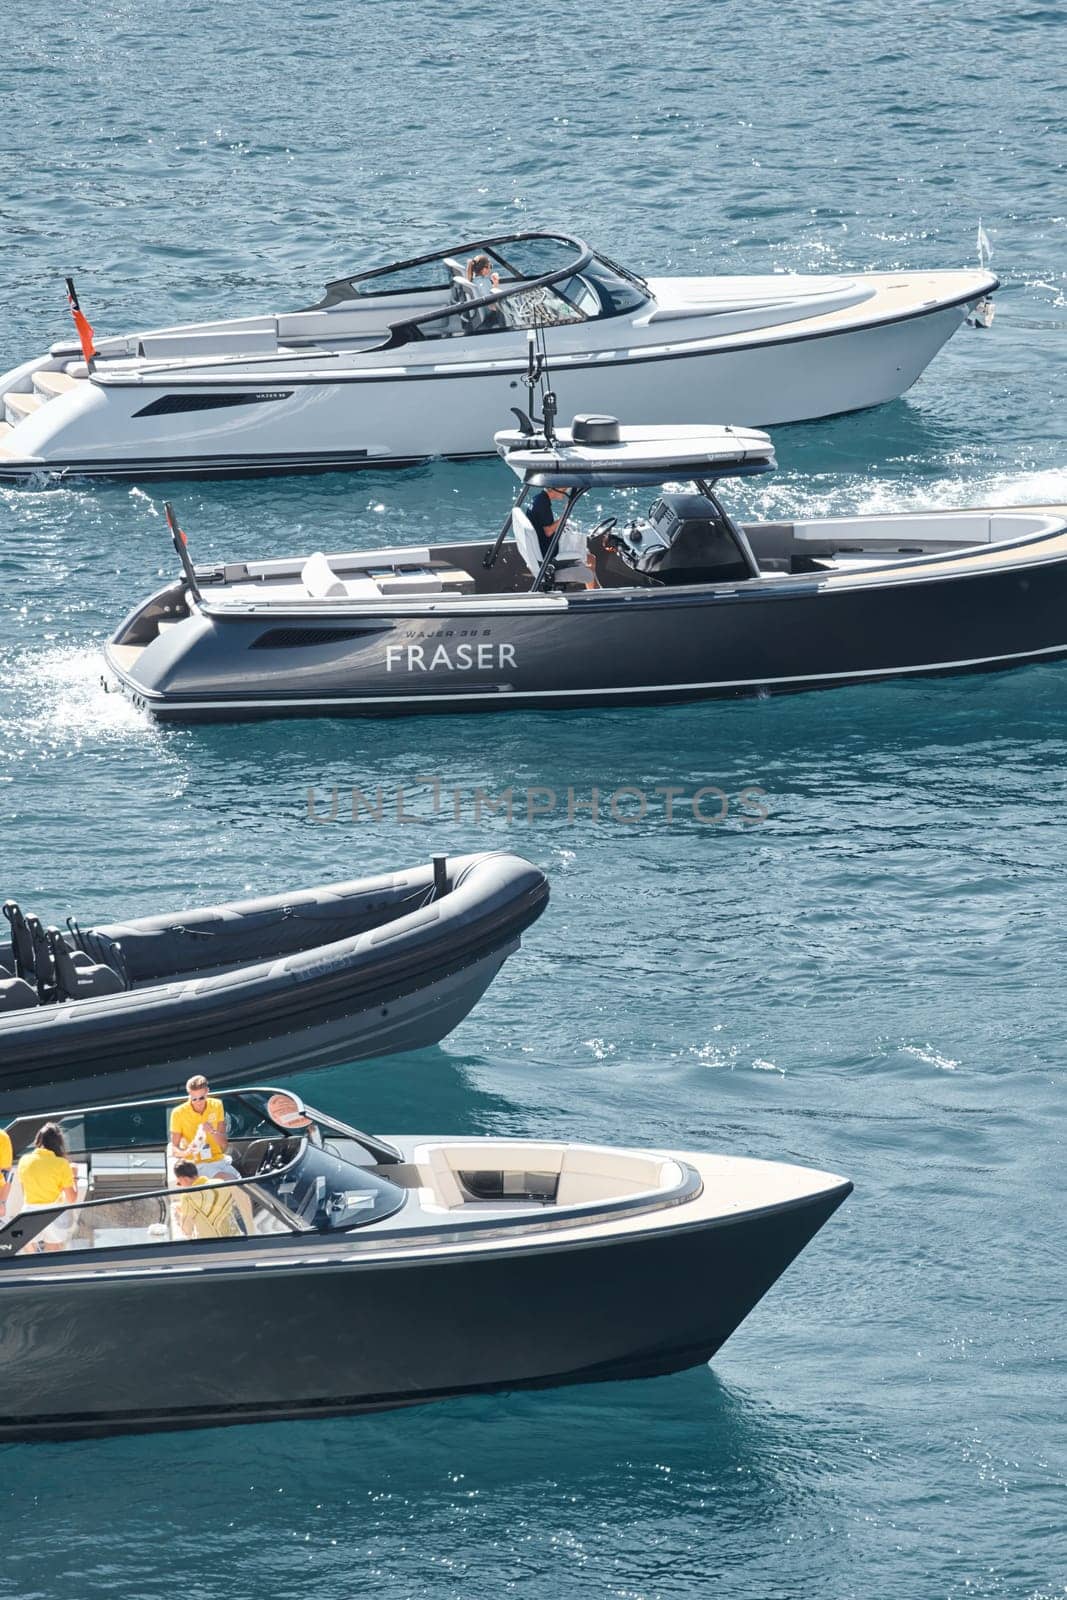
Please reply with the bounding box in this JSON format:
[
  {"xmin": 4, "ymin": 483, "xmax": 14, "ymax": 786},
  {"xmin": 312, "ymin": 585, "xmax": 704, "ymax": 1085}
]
[{"xmin": 0, "ymin": 643, "xmax": 158, "ymax": 756}]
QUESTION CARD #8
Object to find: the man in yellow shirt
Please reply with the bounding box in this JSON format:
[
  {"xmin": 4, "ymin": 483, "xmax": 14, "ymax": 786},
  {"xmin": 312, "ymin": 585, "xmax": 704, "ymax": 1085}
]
[
  {"xmin": 172, "ymin": 1160, "xmax": 242, "ymax": 1239},
  {"xmin": 0, "ymin": 1124, "xmax": 13, "ymax": 1220},
  {"xmin": 169, "ymin": 1075, "xmax": 233, "ymax": 1177}
]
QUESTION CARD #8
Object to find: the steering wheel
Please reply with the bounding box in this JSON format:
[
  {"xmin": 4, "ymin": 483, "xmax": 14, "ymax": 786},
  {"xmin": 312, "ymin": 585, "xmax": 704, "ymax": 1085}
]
[
  {"xmin": 586, "ymin": 516, "xmax": 617, "ymax": 542},
  {"xmin": 257, "ymin": 1141, "xmax": 288, "ymax": 1174}
]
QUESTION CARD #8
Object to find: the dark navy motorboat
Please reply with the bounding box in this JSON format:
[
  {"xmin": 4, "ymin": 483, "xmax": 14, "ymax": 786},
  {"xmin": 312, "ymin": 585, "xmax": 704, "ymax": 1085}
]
[
  {"xmin": 0, "ymin": 853, "xmax": 548, "ymax": 1113},
  {"xmin": 0, "ymin": 1085, "xmax": 851, "ymax": 1441},
  {"xmin": 105, "ymin": 393, "xmax": 1067, "ymax": 721}
]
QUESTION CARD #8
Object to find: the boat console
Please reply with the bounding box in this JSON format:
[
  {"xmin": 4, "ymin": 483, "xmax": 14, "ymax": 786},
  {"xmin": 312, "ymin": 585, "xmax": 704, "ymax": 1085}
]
[{"xmin": 607, "ymin": 493, "xmax": 756, "ymax": 585}]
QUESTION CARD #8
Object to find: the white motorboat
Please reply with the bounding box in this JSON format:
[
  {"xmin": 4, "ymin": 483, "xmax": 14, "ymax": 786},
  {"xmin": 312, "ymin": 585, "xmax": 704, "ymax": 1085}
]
[{"xmin": 0, "ymin": 231, "xmax": 996, "ymax": 481}]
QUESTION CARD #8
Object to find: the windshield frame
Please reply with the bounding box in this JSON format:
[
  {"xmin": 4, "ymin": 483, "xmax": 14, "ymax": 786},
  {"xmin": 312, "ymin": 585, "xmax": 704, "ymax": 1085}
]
[
  {"xmin": 0, "ymin": 1085, "xmax": 407, "ymax": 1258},
  {"xmin": 312, "ymin": 232, "xmax": 650, "ymax": 345},
  {"xmin": 0, "ymin": 1126, "xmax": 409, "ymax": 1259}
]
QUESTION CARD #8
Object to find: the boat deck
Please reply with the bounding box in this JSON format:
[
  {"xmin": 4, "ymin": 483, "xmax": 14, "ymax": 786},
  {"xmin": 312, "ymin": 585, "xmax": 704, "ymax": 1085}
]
[{"xmin": 0, "ymin": 1143, "xmax": 849, "ymax": 1282}]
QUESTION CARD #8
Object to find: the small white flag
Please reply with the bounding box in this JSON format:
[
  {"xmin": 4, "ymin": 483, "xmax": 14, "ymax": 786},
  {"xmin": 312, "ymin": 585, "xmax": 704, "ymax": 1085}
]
[{"xmin": 977, "ymin": 220, "xmax": 992, "ymax": 267}]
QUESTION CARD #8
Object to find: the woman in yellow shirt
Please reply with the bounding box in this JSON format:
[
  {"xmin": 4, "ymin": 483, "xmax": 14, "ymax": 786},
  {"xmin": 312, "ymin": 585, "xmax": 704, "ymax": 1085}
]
[
  {"xmin": 0, "ymin": 1125, "xmax": 12, "ymax": 1220},
  {"xmin": 18, "ymin": 1123, "xmax": 77, "ymax": 1252}
]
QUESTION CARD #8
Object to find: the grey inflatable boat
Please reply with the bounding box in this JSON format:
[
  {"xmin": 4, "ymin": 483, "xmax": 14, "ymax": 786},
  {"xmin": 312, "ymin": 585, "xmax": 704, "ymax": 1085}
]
[{"xmin": 0, "ymin": 852, "xmax": 548, "ymax": 1114}]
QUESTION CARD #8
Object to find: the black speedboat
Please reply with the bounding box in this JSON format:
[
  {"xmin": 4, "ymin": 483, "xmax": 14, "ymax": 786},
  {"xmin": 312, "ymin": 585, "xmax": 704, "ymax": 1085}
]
[
  {"xmin": 0, "ymin": 853, "xmax": 547, "ymax": 1114},
  {"xmin": 105, "ymin": 410, "xmax": 1067, "ymax": 722},
  {"xmin": 0, "ymin": 1085, "xmax": 852, "ymax": 1441}
]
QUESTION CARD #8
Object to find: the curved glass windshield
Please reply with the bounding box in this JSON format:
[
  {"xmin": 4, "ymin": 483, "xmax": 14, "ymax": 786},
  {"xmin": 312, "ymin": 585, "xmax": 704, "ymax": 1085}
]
[
  {"xmin": 582, "ymin": 257, "xmax": 648, "ymax": 315},
  {"xmin": 254, "ymin": 1136, "xmax": 406, "ymax": 1231},
  {"xmin": 488, "ymin": 236, "xmax": 585, "ymax": 279}
]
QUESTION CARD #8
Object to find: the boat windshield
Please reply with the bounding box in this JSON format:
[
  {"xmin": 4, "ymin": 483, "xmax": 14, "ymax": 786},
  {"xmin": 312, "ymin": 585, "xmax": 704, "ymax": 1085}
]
[
  {"xmin": 327, "ymin": 231, "xmax": 582, "ymax": 299},
  {"xmin": 313, "ymin": 232, "xmax": 648, "ymax": 344},
  {"xmin": 0, "ymin": 1087, "xmax": 406, "ymax": 1258}
]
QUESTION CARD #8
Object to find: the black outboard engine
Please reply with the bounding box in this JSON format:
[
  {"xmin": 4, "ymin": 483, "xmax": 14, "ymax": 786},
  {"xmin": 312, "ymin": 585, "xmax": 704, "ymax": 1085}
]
[{"xmin": 626, "ymin": 493, "xmax": 753, "ymax": 585}]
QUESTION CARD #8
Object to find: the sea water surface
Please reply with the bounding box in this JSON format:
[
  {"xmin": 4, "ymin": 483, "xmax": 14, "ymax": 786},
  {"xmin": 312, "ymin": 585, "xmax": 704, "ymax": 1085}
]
[{"xmin": 0, "ymin": 2, "xmax": 1065, "ymax": 1596}]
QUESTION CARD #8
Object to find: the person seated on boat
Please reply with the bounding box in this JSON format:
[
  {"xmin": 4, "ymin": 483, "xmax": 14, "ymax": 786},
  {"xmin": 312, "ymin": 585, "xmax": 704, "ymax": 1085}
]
[
  {"xmin": 169, "ymin": 1075, "xmax": 237, "ymax": 1180},
  {"xmin": 523, "ymin": 487, "xmax": 598, "ymax": 588},
  {"xmin": 17, "ymin": 1123, "xmax": 77, "ymax": 1252},
  {"xmin": 463, "ymin": 255, "xmax": 505, "ymax": 331},
  {"xmin": 172, "ymin": 1160, "xmax": 242, "ymax": 1240},
  {"xmin": 527, "ymin": 485, "xmax": 571, "ymax": 559}
]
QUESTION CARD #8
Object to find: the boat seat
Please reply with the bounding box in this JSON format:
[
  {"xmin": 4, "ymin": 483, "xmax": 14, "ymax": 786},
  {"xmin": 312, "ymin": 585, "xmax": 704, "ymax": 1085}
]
[
  {"xmin": 301, "ymin": 551, "xmax": 348, "ymax": 599},
  {"xmin": 47, "ymin": 927, "xmax": 125, "ymax": 1002},
  {"xmin": 512, "ymin": 507, "xmax": 589, "ymax": 587},
  {"xmin": 556, "ymin": 1149, "xmax": 682, "ymax": 1206},
  {"xmin": 25, "ymin": 916, "xmax": 58, "ymax": 1003},
  {"xmin": 377, "ymin": 572, "xmax": 444, "ymax": 596},
  {"xmin": 1, "ymin": 901, "xmax": 36, "ymax": 980},
  {"xmin": 301, "ymin": 552, "xmax": 384, "ymax": 601},
  {"xmin": 275, "ymin": 310, "xmax": 390, "ymax": 345},
  {"xmin": 421, "ymin": 1146, "xmax": 467, "ymax": 1209},
  {"xmin": 138, "ymin": 329, "xmax": 279, "ymax": 359},
  {"xmin": 339, "ymin": 577, "xmax": 386, "ymax": 600},
  {"xmin": 0, "ymin": 976, "xmax": 37, "ymax": 1012}
]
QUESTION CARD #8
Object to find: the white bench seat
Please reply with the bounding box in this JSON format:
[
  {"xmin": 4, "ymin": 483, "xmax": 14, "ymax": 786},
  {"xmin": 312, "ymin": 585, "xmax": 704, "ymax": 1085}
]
[{"xmin": 413, "ymin": 1142, "xmax": 683, "ymax": 1212}]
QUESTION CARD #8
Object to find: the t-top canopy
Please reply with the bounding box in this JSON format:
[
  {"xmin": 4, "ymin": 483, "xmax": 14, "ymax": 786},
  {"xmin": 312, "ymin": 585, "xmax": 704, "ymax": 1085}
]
[{"xmin": 495, "ymin": 418, "xmax": 777, "ymax": 487}]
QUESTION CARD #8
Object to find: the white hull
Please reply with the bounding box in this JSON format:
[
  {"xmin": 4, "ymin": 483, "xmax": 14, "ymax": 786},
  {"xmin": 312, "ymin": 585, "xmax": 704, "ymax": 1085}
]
[{"xmin": 0, "ymin": 247, "xmax": 995, "ymax": 480}]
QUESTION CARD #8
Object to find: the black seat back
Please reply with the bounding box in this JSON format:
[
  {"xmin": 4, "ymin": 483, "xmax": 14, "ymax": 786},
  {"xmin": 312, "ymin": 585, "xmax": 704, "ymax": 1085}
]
[
  {"xmin": 2, "ymin": 902, "xmax": 36, "ymax": 981},
  {"xmin": 25, "ymin": 916, "xmax": 58, "ymax": 1004},
  {"xmin": 47, "ymin": 927, "xmax": 125, "ymax": 1003}
]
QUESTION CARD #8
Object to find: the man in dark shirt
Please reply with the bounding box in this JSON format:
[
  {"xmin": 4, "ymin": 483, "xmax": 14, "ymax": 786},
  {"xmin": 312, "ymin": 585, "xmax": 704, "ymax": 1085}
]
[{"xmin": 527, "ymin": 485, "xmax": 570, "ymax": 558}]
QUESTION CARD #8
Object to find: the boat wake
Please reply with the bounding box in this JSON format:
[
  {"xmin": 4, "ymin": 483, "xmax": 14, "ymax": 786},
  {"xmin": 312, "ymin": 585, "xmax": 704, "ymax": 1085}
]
[
  {"xmin": 0, "ymin": 643, "xmax": 158, "ymax": 757},
  {"xmin": 743, "ymin": 464, "xmax": 1067, "ymax": 523}
]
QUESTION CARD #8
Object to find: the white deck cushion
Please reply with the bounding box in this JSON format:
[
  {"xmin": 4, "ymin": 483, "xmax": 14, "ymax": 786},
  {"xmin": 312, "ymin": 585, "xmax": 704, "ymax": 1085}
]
[
  {"xmin": 556, "ymin": 1148, "xmax": 679, "ymax": 1206},
  {"xmin": 341, "ymin": 577, "xmax": 385, "ymax": 600},
  {"xmin": 301, "ymin": 552, "xmax": 347, "ymax": 598}
]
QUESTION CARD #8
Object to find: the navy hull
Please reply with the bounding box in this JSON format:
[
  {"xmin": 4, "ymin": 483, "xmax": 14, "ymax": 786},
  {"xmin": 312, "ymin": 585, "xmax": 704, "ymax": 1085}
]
[
  {"xmin": 108, "ymin": 524, "xmax": 1067, "ymax": 722},
  {"xmin": 0, "ymin": 854, "xmax": 548, "ymax": 1113},
  {"xmin": 0, "ymin": 1184, "xmax": 849, "ymax": 1442}
]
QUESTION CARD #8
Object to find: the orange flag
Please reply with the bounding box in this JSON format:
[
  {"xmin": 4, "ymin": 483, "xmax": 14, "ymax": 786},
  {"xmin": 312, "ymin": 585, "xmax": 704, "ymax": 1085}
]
[{"xmin": 64, "ymin": 277, "xmax": 96, "ymax": 367}]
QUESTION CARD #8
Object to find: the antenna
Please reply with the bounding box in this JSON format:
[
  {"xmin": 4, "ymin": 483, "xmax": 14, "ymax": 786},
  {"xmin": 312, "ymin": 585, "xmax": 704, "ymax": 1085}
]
[
  {"xmin": 164, "ymin": 502, "xmax": 203, "ymax": 604},
  {"xmin": 521, "ymin": 322, "xmax": 558, "ymax": 444}
]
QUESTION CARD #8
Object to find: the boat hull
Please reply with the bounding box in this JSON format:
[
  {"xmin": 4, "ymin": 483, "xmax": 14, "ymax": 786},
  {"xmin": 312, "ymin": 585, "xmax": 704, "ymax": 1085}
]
[
  {"xmin": 0, "ymin": 855, "xmax": 548, "ymax": 1113},
  {"xmin": 109, "ymin": 525, "xmax": 1067, "ymax": 721},
  {"xmin": 0, "ymin": 290, "xmax": 986, "ymax": 481},
  {"xmin": 0, "ymin": 1182, "xmax": 849, "ymax": 1441}
]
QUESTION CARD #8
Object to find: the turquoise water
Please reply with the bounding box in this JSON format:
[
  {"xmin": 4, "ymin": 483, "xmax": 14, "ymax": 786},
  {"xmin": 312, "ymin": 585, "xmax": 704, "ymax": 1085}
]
[{"xmin": 2, "ymin": 1, "xmax": 1066, "ymax": 1595}]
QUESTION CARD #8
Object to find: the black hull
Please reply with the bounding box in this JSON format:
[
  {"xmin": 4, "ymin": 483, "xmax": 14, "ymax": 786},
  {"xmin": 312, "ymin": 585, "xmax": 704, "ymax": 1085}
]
[
  {"xmin": 115, "ymin": 541, "xmax": 1067, "ymax": 723},
  {"xmin": 0, "ymin": 855, "xmax": 548, "ymax": 1114},
  {"xmin": 0, "ymin": 1185, "xmax": 849, "ymax": 1442},
  {"xmin": 139, "ymin": 642, "xmax": 1067, "ymax": 723}
]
